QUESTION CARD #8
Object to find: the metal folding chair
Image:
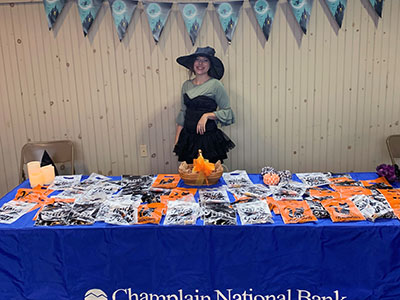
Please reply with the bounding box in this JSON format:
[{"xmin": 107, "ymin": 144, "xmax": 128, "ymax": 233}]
[
  {"xmin": 386, "ymin": 135, "xmax": 400, "ymax": 165},
  {"xmin": 19, "ymin": 140, "xmax": 74, "ymax": 183}
]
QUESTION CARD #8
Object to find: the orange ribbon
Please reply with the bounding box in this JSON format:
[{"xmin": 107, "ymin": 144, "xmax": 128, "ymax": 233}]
[{"xmin": 193, "ymin": 150, "xmax": 215, "ymax": 184}]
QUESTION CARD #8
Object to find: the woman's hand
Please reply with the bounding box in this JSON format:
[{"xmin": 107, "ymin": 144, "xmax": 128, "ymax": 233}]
[
  {"xmin": 197, "ymin": 113, "xmax": 217, "ymax": 134},
  {"xmin": 175, "ymin": 125, "xmax": 183, "ymax": 145},
  {"xmin": 196, "ymin": 114, "xmax": 209, "ymax": 135}
]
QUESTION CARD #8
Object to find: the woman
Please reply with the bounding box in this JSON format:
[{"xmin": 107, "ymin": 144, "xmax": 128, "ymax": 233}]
[{"xmin": 173, "ymin": 46, "xmax": 235, "ymax": 164}]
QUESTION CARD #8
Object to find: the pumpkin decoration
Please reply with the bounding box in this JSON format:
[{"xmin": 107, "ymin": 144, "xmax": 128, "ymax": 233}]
[
  {"xmin": 263, "ymin": 173, "xmax": 280, "ymax": 186},
  {"xmin": 260, "ymin": 166, "xmax": 292, "ymax": 186}
]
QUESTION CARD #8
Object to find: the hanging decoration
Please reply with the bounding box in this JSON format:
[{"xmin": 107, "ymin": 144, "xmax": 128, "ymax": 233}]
[
  {"xmin": 368, "ymin": 0, "xmax": 384, "ymax": 18},
  {"xmin": 249, "ymin": 0, "xmax": 278, "ymax": 41},
  {"xmin": 288, "ymin": 0, "xmax": 314, "ymax": 34},
  {"xmin": 109, "ymin": 0, "xmax": 138, "ymax": 41},
  {"xmin": 213, "ymin": 1, "xmax": 243, "ymax": 44},
  {"xmin": 38, "ymin": 0, "xmax": 386, "ymax": 44},
  {"xmin": 143, "ymin": 1, "xmax": 173, "ymax": 43},
  {"xmin": 324, "ymin": 0, "xmax": 346, "ymax": 28},
  {"xmin": 43, "ymin": 0, "xmax": 66, "ymax": 30},
  {"xmin": 76, "ymin": 0, "xmax": 103, "ymax": 36},
  {"xmin": 178, "ymin": 2, "xmax": 208, "ymax": 46}
]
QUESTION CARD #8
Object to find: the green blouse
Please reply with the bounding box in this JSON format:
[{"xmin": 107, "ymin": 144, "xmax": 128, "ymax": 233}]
[{"xmin": 176, "ymin": 78, "xmax": 235, "ymax": 127}]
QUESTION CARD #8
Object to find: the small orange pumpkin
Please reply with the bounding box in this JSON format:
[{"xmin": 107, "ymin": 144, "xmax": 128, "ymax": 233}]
[{"xmin": 263, "ymin": 173, "xmax": 280, "ymax": 186}]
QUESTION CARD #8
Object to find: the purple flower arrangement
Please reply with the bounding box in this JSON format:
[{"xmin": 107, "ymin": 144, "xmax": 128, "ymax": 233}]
[{"xmin": 376, "ymin": 164, "xmax": 400, "ymax": 182}]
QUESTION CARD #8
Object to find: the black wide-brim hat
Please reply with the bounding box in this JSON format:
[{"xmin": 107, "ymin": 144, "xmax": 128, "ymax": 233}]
[{"xmin": 176, "ymin": 46, "xmax": 225, "ymax": 80}]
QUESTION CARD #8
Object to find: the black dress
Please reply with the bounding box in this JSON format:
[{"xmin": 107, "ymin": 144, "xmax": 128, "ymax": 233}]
[{"xmin": 173, "ymin": 94, "xmax": 235, "ymax": 163}]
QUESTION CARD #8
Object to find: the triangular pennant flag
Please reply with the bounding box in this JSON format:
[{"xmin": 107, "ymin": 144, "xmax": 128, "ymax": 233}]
[
  {"xmin": 178, "ymin": 2, "xmax": 208, "ymax": 46},
  {"xmin": 109, "ymin": 0, "xmax": 138, "ymax": 41},
  {"xmin": 213, "ymin": 1, "xmax": 243, "ymax": 44},
  {"xmin": 143, "ymin": 1, "xmax": 173, "ymax": 43},
  {"xmin": 77, "ymin": 0, "xmax": 103, "ymax": 36},
  {"xmin": 43, "ymin": 0, "xmax": 66, "ymax": 30},
  {"xmin": 288, "ymin": 0, "xmax": 314, "ymax": 34},
  {"xmin": 249, "ymin": 0, "xmax": 278, "ymax": 41},
  {"xmin": 323, "ymin": 0, "xmax": 346, "ymax": 28},
  {"xmin": 368, "ymin": 0, "xmax": 384, "ymax": 18}
]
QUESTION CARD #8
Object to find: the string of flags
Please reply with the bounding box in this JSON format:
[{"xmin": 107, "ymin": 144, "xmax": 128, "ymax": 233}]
[{"xmin": 43, "ymin": 0, "xmax": 385, "ymax": 43}]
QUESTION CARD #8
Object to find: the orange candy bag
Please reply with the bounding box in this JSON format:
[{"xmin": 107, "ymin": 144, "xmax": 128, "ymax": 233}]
[
  {"xmin": 266, "ymin": 197, "xmax": 280, "ymax": 215},
  {"xmin": 360, "ymin": 177, "xmax": 392, "ymax": 189},
  {"xmin": 308, "ymin": 188, "xmax": 340, "ymax": 201},
  {"xmin": 321, "ymin": 199, "xmax": 365, "ymax": 222},
  {"xmin": 14, "ymin": 188, "xmax": 55, "ymax": 214},
  {"xmin": 167, "ymin": 187, "xmax": 197, "ymax": 200},
  {"xmin": 137, "ymin": 203, "xmax": 166, "ymax": 224},
  {"xmin": 152, "ymin": 174, "xmax": 180, "ymax": 189},
  {"xmin": 276, "ymin": 200, "xmax": 317, "ymax": 224},
  {"xmin": 329, "ymin": 176, "xmax": 359, "ymax": 185},
  {"xmin": 160, "ymin": 187, "xmax": 197, "ymax": 204},
  {"xmin": 378, "ymin": 189, "xmax": 400, "ymax": 219},
  {"xmin": 333, "ymin": 186, "xmax": 373, "ymax": 199}
]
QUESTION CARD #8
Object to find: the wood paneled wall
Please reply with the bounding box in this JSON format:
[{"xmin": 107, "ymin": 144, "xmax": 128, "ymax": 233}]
[{"xmin": 0, "ymin": 0, "xmax": 399, "ymax": 196}]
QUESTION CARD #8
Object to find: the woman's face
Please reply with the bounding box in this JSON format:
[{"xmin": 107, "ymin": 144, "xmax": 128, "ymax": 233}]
[{"xmin": 193, "ymin": 56, "xmax": 210, "ymax": 76}]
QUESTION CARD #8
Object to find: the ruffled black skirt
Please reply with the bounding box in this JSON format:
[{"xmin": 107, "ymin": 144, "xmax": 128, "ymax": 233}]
[{"xmin": 173, "ymin": 128, "xmax": 235, "ymax": 164}]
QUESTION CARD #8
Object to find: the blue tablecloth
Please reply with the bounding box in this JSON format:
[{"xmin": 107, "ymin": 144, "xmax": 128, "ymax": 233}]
[{"xmin": 0, "ymin": 173, "xmax": 399, "ymax": 300}]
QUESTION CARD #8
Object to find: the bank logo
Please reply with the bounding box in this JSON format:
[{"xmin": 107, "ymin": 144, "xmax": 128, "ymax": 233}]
[{"xmin": 84, "ymin": 289, "xmax": 108, "ymax": 300}]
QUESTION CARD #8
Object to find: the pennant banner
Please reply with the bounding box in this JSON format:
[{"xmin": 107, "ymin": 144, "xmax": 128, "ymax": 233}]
[
  {"xmin": 249, "ymin": 0, "xmax": 278, "ymax": 41},
  {"xmin": 109, "ymin": 0, "xmax": 138, "ymax": 41},
  {"xmin": 40, "ymin": 0, "xmax": 385, "ymax": 44},
  {"xmin": 369, "ymin": 0, "xmax": 384, "ymax": 18},
  {"xmin": 143, "ymin": 1, "xmax": 173, "ymax": 43},
  {"xmin": 324, "ymin": 0, "xmax": 346, "ymax": 28},
  {"xmin": 77, "ymin": 0, "xmax": 103, "ymax": 36},
  {"xmin": 43, "ymin": 0, "xmax": 66, "ymax": 30},
  {"xmin": 214, "ymin": 1, "xmax": 243, "ymax": 43},
  {"xmin": 288, "ymin": 0, "xmax": 314, "ymax": 34},
  {"xmin": 178, "ymin": 2, "xmax": 208, "ymax": 46}
]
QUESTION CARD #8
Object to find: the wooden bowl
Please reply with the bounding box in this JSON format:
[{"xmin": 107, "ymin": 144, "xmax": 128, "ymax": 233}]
[{"xmin": 178, "ymin": 161, "xmax": 223, "ymax": 186}]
